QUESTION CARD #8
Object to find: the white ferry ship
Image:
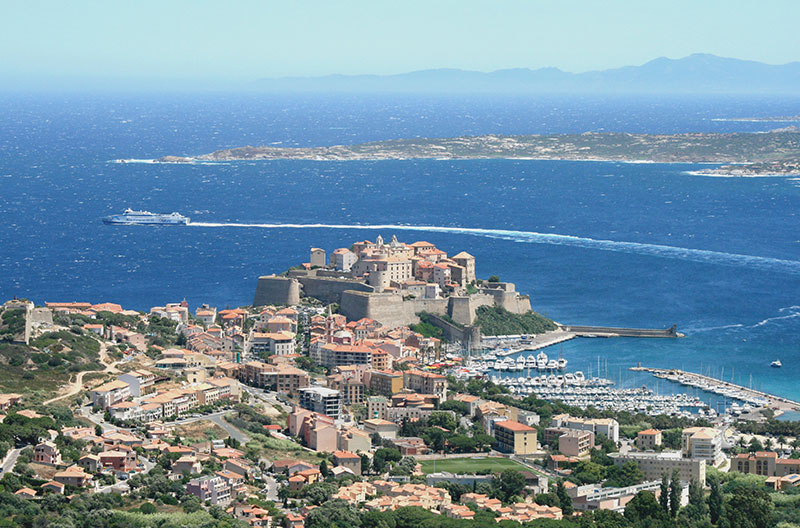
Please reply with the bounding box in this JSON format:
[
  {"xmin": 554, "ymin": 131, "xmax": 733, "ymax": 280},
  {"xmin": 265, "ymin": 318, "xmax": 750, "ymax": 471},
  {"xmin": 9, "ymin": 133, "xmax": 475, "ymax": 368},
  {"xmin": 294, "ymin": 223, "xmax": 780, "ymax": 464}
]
[{"xmin": 103, "ymin": 208, "xmax": 190, "ymax": 225}]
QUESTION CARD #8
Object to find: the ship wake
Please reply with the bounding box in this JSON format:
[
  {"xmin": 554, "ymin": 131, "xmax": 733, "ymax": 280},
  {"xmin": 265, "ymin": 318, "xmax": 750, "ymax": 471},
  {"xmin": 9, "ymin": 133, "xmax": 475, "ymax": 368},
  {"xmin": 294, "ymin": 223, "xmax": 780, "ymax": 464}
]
[{"xmin": 188, "ymin": 222, "xmax": 800, "ymax": 275}]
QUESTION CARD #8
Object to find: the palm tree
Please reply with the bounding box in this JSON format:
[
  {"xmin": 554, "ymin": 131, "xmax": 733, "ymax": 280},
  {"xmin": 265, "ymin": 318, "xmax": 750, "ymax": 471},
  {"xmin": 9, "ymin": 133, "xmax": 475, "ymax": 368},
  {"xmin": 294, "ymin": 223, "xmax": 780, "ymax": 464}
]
[
  {"xmin": 766, "ymin": 437, "xmax": 775, "ymax": 451},
  {"xmin": 778, "ymin": 436, "xmax": 787, "ymax": 451}
]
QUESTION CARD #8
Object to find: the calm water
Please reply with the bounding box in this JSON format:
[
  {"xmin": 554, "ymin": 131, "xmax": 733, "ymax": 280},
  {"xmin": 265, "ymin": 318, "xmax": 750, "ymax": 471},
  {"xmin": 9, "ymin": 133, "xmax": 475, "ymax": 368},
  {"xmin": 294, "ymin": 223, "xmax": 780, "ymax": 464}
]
[{"xmin": 1, "ymin": 92, "xmax": 798, "ymax": 400}]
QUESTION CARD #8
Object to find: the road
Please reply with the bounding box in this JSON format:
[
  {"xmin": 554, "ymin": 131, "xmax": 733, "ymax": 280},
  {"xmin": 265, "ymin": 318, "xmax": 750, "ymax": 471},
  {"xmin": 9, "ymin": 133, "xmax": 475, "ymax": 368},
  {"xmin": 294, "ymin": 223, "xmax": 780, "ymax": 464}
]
[
  {"xmin": 43, "ymin": 341, "xmax": 122, "ymax": 406},
  {"xmin": 172, "ymin": 410, "xmax": 250, "ymax": 444},
  {"xmin": 262, "ymin": 475, "xmax": 279, "ymax": 502},
  {"xmin": 245, "ymin": 386, "xmax": 292, "ymax": 413},
  {"xmin": 1, "ymin": 447, "xmax": 23, "ymax": 474}
]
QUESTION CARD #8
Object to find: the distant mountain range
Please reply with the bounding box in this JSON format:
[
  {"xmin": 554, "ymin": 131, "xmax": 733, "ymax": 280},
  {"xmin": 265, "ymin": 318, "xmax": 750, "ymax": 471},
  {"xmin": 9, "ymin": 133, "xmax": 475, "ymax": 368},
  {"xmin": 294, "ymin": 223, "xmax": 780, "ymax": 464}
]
[{"xmin": 256, "ymin": 54, "xmax": 800, "ymax": 94}]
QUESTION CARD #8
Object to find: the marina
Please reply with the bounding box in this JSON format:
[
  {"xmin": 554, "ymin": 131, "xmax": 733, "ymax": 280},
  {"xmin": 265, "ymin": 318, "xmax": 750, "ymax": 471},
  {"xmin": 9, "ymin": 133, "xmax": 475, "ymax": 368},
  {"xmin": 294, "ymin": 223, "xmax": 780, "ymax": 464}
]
[{"xmin": 630, "ymin": 366, "xmax": 800, "ymax": 416}]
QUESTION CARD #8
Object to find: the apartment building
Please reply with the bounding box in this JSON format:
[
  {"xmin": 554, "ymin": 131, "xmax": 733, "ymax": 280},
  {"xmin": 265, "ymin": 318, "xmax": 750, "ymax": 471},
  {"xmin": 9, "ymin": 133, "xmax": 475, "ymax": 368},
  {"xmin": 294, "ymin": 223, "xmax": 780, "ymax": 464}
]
[
  {"xmin": 551, "ymin": 414, "xmax": 619, "ymax": 443},
  {"xmin": 239, "ymin": 361, "xmax": 309, "ymax": 395},
  {"xmin": 90, "ymin": 379, "xmax": 131, "ymax": 409},
  {"xmin": 368, "ymin": 370, "xmax": 404, "ymax": 396},
  {"xmin": 636, "ymin": 429, "xmax": 662, "ymax": 450},
  {"xmin": 611, "ymin": 451, "xmax": 706, "ymax": 484},
  {"xmin": 187, "ymin": 475, "xmax": 232, "ymax": 505},
  {"xmin": 118, "ymin": 370, "xmax": 156, "ymax": 397},
  {"xmin": 494, "ymin": 420, "xmax": 538, "ymax": 455},
  {"xmin": 558, "ymin": 429, "xmax": 595, "ymax": 457},
  {"xmin": 403, "ymin": 370, "xmax": 447, "ymax": 400},
  {"xmin": 681, "ymin": 427, "xmax": 724, "ymax": 467},
  {"xmin": 299, "ymin": 387, "xmax": 342, "ymax": 419},
  {"xmin": 250, "ymin": 331, "xmax": 296, "ymax": 357},
  {"xmin": 313, "ymin": 343, "xmax": 374, "ymax": 368}
]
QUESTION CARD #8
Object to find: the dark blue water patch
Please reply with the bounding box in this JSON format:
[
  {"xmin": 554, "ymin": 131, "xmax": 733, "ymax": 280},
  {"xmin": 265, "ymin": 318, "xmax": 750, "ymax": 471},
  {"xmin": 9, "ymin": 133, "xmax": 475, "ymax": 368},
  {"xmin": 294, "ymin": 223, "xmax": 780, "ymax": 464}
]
[{"xmin": 1, "ymin": 93, "xmax": 799, "ymax": 400}]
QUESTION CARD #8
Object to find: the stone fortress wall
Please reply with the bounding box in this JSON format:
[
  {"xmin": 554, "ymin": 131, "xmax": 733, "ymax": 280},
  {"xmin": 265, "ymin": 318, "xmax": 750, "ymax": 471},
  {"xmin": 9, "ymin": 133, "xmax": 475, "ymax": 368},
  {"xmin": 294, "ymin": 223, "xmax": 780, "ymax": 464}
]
[{"xmin": 254, "ymin": 269, "xmax": 533, "ymax": 335}]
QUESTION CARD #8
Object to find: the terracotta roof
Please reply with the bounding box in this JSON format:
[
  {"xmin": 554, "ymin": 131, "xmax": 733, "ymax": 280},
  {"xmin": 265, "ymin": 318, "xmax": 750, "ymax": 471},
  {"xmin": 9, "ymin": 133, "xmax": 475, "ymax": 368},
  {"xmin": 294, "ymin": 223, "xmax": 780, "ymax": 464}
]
[{"xmin": 495, "ymin": 420, "xmax": 536, "ymax": 432}]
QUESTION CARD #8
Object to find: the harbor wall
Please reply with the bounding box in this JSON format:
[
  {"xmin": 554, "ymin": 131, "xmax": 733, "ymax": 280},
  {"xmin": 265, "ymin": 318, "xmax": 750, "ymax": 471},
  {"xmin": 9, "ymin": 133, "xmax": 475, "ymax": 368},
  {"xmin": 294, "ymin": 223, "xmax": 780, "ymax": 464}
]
[{"xmin": 561, "ymin": 324, "xmax": 679, "ymax": 338}]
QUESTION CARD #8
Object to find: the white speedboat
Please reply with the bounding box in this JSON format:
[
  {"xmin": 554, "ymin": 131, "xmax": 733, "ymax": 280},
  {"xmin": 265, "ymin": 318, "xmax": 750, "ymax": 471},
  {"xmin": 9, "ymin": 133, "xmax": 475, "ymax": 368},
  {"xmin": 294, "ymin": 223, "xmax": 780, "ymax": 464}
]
[
  {"xmin": 558, "ymin": 358, "xmax": 568, "ymax": 370},
  {"xmin": 536, "ymin": 352, "xmax": 548, "ymax": 370},
  {"xmin": 547, "ymin": 359, "xmax": 558, "ymax": 370},
  {"xmin": 771, "ymin": 359, "xmax": 782, "ymax": 368}
]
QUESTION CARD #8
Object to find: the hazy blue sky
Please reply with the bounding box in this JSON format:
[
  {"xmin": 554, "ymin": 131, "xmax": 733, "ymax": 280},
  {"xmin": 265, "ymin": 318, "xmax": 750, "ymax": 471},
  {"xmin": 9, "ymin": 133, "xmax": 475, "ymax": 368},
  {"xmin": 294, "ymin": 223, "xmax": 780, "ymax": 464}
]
[{"xmin": 3, "ymin": 0, "xmax": 798, "ymax": 87}]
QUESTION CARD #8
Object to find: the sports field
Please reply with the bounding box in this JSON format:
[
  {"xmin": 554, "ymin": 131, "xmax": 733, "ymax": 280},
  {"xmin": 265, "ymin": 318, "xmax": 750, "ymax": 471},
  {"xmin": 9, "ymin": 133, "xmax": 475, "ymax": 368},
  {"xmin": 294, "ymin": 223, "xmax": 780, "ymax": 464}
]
[{"xmin": 418, "ymin": 456, "xmax": 528, "ymax": 474}]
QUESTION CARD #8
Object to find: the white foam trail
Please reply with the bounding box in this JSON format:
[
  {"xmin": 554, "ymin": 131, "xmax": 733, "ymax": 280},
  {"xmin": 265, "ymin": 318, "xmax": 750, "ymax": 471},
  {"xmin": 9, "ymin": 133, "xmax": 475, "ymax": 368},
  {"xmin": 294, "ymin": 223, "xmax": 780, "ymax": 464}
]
[
  {"xmin": 188, "ymin": 222, "xmax": 800, "ymax": 274},
  {"xmin": 684, "ymin": 323, "xmax": 745, "ymax": 333}
]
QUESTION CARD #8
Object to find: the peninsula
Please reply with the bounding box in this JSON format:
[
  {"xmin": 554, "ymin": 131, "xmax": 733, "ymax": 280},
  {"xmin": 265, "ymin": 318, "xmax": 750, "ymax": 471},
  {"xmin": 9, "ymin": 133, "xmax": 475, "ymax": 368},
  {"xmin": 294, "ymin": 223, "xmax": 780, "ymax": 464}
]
[{"xmin": 154, "ymin": 129, "xmax": 800, "ymax": 175}]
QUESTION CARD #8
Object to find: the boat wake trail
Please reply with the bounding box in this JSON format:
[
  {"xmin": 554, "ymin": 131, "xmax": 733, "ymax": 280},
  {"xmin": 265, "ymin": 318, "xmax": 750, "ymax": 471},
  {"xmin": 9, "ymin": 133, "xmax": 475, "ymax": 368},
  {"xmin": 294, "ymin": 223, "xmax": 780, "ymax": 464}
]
[{"xmin": 188, "ymin": 222, "xmax": 800, "ymax": 275}]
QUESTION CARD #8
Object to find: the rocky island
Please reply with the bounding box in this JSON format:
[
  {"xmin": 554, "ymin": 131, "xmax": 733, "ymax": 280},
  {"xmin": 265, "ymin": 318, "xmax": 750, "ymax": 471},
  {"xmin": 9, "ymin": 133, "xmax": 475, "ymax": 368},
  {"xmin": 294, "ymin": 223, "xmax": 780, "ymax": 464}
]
[{"xmin": 153, "ymin": 129, "xmax": 800, "ymax": 175}]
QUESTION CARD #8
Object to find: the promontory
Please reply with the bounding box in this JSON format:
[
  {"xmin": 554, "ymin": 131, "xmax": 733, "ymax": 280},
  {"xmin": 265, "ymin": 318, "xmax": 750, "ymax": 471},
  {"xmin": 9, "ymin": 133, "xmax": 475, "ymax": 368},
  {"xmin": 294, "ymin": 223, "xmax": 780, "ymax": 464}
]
[{"xmin": 154, "ymin": 129, "xmax": 800, "ymax": 175}]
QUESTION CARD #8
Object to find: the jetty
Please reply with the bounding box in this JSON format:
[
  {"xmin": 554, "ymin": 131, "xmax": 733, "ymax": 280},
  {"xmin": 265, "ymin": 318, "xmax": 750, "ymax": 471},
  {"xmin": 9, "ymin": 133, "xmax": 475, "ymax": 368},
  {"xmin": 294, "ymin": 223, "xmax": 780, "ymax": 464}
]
[
  {"xmin": 630, "ymin": 366, "xmax": 800, "ymax": 413},
  {"xmin": 560, "ymin": 324, "xmax": 683, "ymax": 338}
]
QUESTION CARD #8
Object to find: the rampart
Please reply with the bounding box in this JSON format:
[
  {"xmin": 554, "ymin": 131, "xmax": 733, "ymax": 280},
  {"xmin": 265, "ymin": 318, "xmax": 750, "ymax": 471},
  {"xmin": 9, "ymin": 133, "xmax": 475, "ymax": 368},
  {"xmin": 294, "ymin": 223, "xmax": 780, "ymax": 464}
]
[
  {"xmin": 297, "ymin": 276, "xmax": 374, "ymax": 305},
  {"xmin": 253, "ymin": 275, "xmax": 302, "ymax": 307},
  {"xmin": 424, "ymin": 313, "xmax": 483, "ymax": 348}
]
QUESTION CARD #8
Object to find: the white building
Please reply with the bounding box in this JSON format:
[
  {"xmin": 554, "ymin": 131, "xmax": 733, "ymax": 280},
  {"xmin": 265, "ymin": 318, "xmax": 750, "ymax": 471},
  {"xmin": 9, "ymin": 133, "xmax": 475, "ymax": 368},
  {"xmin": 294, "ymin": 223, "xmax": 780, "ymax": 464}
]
[
  {"xmin": 299, "ymin": 387, "xmax": 342, "ymax": 419},
  {"xmin": 682, "ymin": 427, "xmax": 724, "ymax": 467},
  {"xmin": 249, "ymin": 331, "xmax": 296, "ymax": 357},
  {"xmin": 330, "ymin": 248, "xmax": 357, "ymax": 272}
]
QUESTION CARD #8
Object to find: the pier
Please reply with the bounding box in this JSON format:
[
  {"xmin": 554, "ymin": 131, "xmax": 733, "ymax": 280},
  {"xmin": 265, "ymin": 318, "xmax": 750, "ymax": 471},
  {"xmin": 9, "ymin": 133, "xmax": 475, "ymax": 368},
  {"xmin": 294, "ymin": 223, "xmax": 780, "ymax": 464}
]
[
  {"xmin": 630, "ymin": 366, "xmax": 800, "ymax": 413},
  {"xmin": 560, "ymin": 324, "xmax": 683, "ymax": 338}
]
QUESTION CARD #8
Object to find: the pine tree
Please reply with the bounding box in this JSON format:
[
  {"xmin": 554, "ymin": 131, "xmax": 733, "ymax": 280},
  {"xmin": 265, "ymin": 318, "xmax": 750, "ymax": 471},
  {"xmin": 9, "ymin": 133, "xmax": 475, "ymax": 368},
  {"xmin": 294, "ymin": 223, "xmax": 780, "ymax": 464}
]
[
  {"xmin": 708, "ymin": 474, "xmax": 723, "ymax": 524},
  {"xmin": 687, "ymin": 477, "xmax": 708, "ymax": 520},
  {"xmin": 659, "ymin": 473, "xmax": 670, "ymax": 514},
  {"xmin": 320, "ymin": 459, "xmax": 330, "ymax": 478},
  {"xmin": 556, "ymin": 481, "xmax": 573, "ymax": 516},
  {"xmin": 669, "ymin": 469, "xmax": 681, "ymax": 518}
]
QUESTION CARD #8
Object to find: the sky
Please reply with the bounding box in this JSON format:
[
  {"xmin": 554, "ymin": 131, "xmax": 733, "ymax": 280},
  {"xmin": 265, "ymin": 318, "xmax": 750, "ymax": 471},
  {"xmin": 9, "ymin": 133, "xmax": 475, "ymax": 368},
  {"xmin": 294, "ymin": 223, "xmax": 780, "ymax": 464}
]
[{"xmin": 2, "ymin": 0, "xmax": 799, "ymax": 88}]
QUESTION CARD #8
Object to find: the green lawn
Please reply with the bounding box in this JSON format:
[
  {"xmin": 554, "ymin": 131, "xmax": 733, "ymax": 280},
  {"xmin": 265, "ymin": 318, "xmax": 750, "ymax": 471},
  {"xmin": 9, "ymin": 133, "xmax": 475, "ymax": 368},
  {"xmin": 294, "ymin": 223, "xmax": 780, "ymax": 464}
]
[{"xmin": 418, "ymin": 456, "xmax": 529, "ymax": 474}]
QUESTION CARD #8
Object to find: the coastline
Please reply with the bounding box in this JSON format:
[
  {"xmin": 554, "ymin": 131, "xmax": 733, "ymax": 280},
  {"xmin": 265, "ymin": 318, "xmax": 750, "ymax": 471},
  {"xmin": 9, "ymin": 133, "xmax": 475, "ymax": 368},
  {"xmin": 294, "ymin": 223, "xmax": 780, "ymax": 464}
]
[{"xmin": 115, "ymin": 129, "xmax": 800, "ymax": 176}]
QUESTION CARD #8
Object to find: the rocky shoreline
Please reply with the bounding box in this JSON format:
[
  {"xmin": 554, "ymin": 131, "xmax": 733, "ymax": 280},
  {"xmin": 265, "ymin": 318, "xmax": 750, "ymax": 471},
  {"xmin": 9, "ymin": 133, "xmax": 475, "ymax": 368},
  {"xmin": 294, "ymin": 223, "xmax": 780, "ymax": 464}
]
[{"xmin": 148, "ymin": 130, "xmax": 800, "ymax": 175}]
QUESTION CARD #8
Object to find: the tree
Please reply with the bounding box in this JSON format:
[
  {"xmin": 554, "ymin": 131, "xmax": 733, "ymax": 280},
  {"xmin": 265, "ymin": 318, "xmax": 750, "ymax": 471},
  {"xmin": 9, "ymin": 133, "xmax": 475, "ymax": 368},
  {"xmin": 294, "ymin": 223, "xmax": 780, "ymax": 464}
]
[
  {"xmin": 320, "ymin": 460, "xmax": 330, "ymax": 478},
  {"xmin": 659, "ymin": 473, "xmax": 670, "ymax": 514},
  {"xmin": 488, "ymin": 275, "xmax": 500, "ymax": 283},
  {"xmin": 684, "ymin": 478, "xmax": 708, "ymax": 521},
  {"xmin": 748, "ymin": 437, "xmax": 764, "ymax": 452},
  {"xmin": 278, "ymin": 484, "xmax": 291, "ymax": 506},
  {"xmin": 556, "ymin": 481, "xmax": 573, "ymax": 515},
  {"xmin": 573, "ymin": 460, "xmax": 607, "ymax": 484},
  {"xmin": 492, "ymin": 470, "xmax": 526, "ymax": 503},
  {"xmin": 723, "ymin": 487, "xmax": 773, "ymax": 528},
  {"xmin": 305, "ymin": 499, "xmax": 362, "ymax": 528},
  {"xmin": 707, "ymin": 474, "xmax": 723, "ymax": 524},
  {"xmin": 139, "ymin": 502, "xmax": 157, "ymax": 514},
  {"xmin": 605, "ymin": 461, "xmax": 644, "ymax": 488},
  {"xmin": 669, "ymin": 469, "xmax": 680, "ymax": 518},
  {"xmin": 304, "ymin": 481, "xmax": 338, "ymax": 505},
  {"xmin": 624, "ymin": 491, "xmax": 666, "ymax": 524},
  {"xmin": 360, "ymin": 453, "xmax": 371, "ymax": 475}
]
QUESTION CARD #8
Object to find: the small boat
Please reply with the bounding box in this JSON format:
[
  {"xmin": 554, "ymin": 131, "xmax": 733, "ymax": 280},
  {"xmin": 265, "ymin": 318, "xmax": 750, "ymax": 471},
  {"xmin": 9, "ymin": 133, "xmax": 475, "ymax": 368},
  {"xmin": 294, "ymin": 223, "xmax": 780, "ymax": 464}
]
[
  {"xmin": 557, "ymin": 358, "xmax": 568, "ymax": 370},
  {"xmin": 771, "ymin": 359, "xmax": 782, "ymax": 368}
]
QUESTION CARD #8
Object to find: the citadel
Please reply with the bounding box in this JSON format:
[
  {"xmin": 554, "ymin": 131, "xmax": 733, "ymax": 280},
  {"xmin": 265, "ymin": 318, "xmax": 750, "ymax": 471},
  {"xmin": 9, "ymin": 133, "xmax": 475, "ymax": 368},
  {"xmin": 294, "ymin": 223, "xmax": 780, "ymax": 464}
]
[{"xmin": 253, "ymin": 234, "xmax": 533, "ymax": 339}]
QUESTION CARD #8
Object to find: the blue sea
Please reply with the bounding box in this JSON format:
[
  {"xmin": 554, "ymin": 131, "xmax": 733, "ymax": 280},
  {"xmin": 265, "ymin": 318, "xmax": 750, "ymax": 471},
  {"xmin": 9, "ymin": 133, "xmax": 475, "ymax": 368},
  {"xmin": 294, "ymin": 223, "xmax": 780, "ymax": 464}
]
[{"xmin": 1, "ymin": 92, "xmax": 798, "ymax": 402}]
